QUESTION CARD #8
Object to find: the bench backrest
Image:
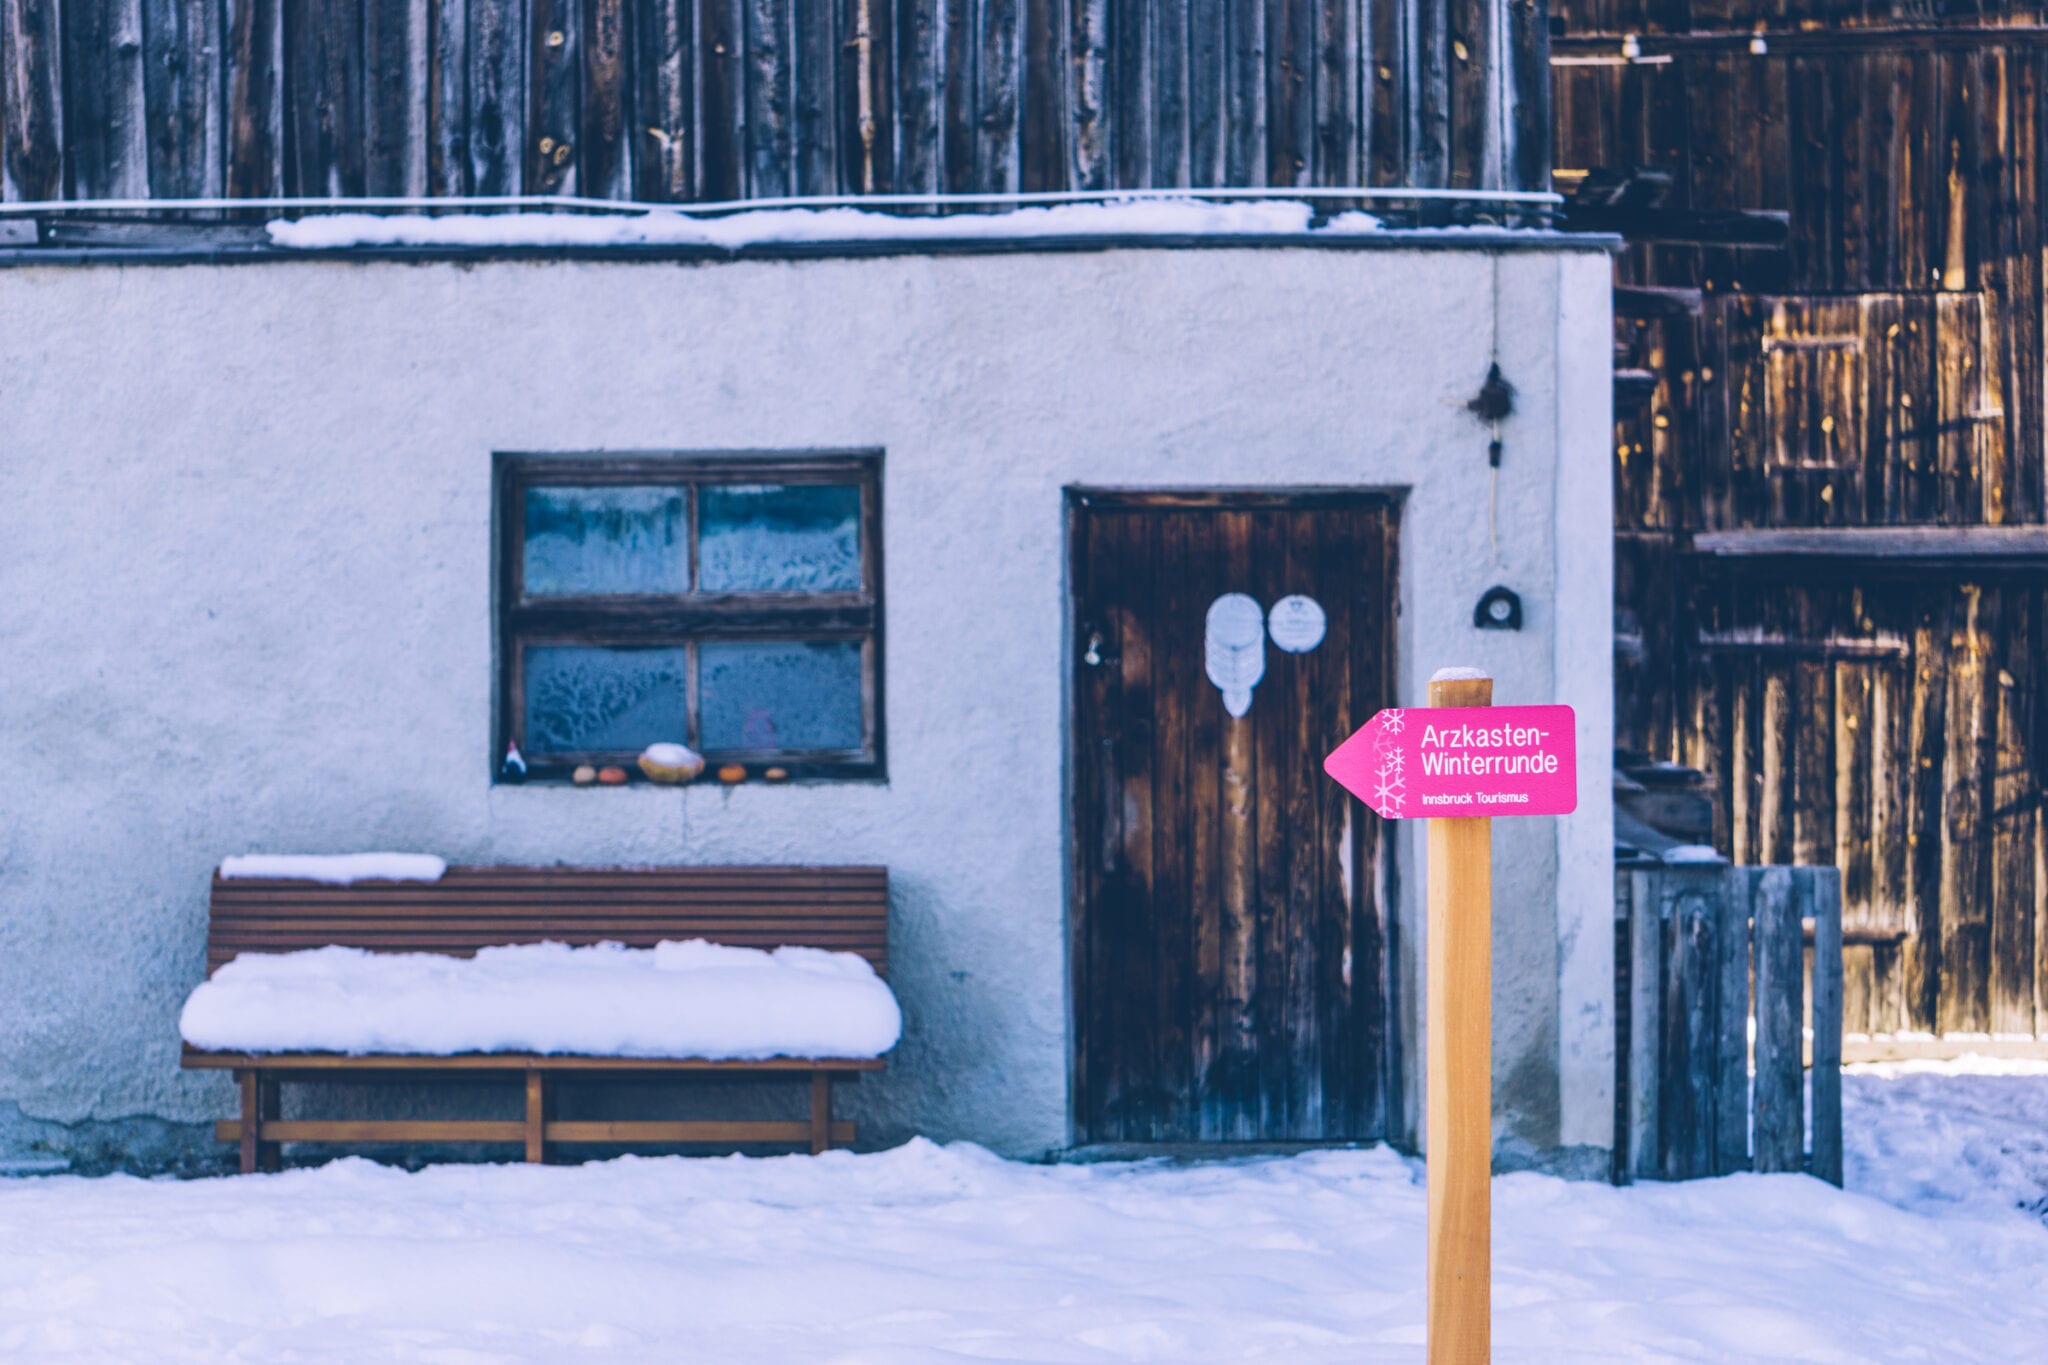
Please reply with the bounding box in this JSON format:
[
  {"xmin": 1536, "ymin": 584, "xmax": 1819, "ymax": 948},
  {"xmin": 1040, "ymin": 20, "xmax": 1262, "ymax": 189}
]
[{"xmin": 207, "ymin": 865, "xmax": 889, "ymax": 976}]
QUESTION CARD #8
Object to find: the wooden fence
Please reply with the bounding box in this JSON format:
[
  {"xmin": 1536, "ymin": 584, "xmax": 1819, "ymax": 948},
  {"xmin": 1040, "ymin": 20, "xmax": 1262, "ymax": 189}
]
[
  {"xmin": 1615, "ymin": 862, "xmax": 1844, "ymax": 1185},
  {"xmin": 0, "ymin": 0, "xmax": 1550, "ymax": 209}
]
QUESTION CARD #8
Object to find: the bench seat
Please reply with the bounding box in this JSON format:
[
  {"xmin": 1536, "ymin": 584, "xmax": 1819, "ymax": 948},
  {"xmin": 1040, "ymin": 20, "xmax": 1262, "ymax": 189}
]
[{"xmin": 181, "ymin": 865, "xmax": 891, "ymax": 1172}]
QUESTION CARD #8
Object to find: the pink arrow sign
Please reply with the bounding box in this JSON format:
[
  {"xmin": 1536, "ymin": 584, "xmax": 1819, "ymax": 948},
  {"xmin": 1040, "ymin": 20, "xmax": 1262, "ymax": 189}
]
[{"xmin": 1324, "ymin": 704, "xmax": 1578, "ymax": 819}]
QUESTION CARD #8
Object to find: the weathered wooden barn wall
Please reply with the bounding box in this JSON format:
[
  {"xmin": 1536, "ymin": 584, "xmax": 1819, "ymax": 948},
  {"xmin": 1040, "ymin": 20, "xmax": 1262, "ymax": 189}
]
[
  {"xmin": 0, "ymin": 0, "xmax": 1551, "ymax": 205},
  {"xmin": 1556, "ymin": 11, "xmax": 2048, "ymax": 1039}
]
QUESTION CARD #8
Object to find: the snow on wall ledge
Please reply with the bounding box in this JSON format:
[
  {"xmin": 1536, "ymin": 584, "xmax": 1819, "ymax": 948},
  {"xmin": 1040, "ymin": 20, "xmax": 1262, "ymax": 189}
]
[
  {"xmin": 262, "ymin": 201, "xmax": 1388, "ymax": 250},
  {"xmin": 0, "ymin": 242, "xmax": 1613, "ymax": 1164}
]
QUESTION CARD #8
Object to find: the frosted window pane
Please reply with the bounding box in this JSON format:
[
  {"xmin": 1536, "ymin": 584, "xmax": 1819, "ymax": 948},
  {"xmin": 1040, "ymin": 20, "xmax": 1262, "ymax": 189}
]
[
  {"xmin": 698, "ymin": 484, "xmax": 861, "ymax": 592},
  {"xmin": 699, "ymin": 641, "xmax": 864, "ymax": 752},
  {"xmin": 524, "ymin": 646, "xmax": 691, "ymax": 754},
  {"xmin": 524, "ymin": 486, "xmax": 689, "ymax": 595}
]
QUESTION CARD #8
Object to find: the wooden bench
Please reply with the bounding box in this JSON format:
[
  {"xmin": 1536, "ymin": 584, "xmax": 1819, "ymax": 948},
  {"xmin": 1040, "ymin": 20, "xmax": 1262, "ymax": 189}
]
[{"xmin": 182, "ymin": 865, "xmax": 889, "ymax": 1173}]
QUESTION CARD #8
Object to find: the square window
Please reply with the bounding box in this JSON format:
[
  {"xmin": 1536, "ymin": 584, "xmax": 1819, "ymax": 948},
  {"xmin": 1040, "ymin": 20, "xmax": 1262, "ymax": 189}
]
[{"xmin": 498, "ymin": 454, "xmax": 882, "ymax": 779}]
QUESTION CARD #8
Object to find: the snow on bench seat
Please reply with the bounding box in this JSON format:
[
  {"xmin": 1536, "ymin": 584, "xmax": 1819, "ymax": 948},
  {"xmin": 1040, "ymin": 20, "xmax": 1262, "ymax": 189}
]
[{"xmin": 180, "ymin": 939, "xmax": 901, "ymax": 1060}]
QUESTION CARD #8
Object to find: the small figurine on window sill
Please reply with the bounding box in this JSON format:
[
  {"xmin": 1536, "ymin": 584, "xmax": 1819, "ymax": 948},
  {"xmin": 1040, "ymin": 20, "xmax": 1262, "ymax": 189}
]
[
  {"xmin": 500, "ymin": 741, "xmax": 528, "ymax": 784},
  {"xmin": 638, "ymin": 742, "xmax": 706, "ymax": 784}
]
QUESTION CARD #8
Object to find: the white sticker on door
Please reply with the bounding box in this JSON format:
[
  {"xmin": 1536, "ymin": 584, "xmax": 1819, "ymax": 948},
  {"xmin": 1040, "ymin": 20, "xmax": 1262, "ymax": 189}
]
[
  {"xmin": 1205, "ymin": 593, "xmax": 1266, "ymax": 718},
  {"xmin": 1267, "ymin": 594, "xmax": 1327, "ymax": 654}
]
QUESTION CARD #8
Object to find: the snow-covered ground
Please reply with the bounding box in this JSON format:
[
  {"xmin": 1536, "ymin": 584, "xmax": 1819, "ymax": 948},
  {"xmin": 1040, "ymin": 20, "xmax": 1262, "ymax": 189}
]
[{"xmin": 2, "ymin": 1063, "xmax": 2043, "ymax": 1362}]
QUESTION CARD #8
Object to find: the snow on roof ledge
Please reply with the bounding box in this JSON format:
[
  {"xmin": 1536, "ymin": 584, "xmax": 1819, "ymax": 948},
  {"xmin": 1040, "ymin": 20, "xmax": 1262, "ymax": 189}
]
[{"xmin": 264, "ymin": 201, "xmax": 1389, "ymax": 250}]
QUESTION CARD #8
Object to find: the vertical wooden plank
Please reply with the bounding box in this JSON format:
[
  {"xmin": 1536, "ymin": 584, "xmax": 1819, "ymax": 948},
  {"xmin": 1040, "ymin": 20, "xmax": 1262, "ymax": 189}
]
[
  {"xmin": 426, "ymin": 0, "xmax": 467, "ymax": 196},
  {"xmin": 1310, "ymin": 0, "xmax": 1354, "ymax": 190},
  {"xmin": 745, "ymin": 0, "xmax": 794, "ymax": 197},
  {"xmin": 524, "ymin": 1068, "xmax": 545, "ymax": 1162},
  {"xmin": 1365, "ymin": 0, "xmax": 1400, "ymax": 186},
  {"xmin": 809, "ymin": 1071, "xmax": 832, "ymax": 1154},
  {"xmin": 1186, "ymin": 0, "xmax": 1223, "ymax": 184},
  {"xmin": 1216, "ymin": 509, "xmax": 1258, "ymax": 1139},
  {"xmin": 224, "ymin": 0, "xmax": 284, "ymax": 199},
  {"xmin": 1714, "ymin": 868, "xmax": 1752, "ymax": 1175},
  {"xmin": 1444, "ymin": 0, "xmax": 1483, "ymax": 190},
  {"xmin": 1186, "ymin": 510, "xmax": 1225, "ymax": 1140},
  {"xmin": 2, "ymin": 0, "xmax": 65, "ymax": 201},
  {"xmin": 1939, "ymin": 584, "xmax": 1993, "ymax": 1034},
  {"xmin": 141, "ymin": 0, "xmax": 224, "ymax": 198},
  {"xmin": 1068, "ymin": 0, "xmax": 1107, "ymax": 189},
  {"xmin": 530, "ymin": 0, "xmax": 581, "ymax": 194},
  {"xmin": 1409, "ymin": 0, "xmax": 1448, "ymax": 192},
  {"xmin": 1903, "ymin": 588, "xmax": 1951, "ymax": 1033},
  {"xmin": 1506, "ymin": 0, "xmax": 1547, "ymax": 197},
  {"xmin": 237, "ymin": 1069, "xmax": 260, "ymax": 1175},
  {"xmin": 1868, "ymin": 654, "xmax": 1909, "ymax": 1034},
  {"xmin": 1810, "ymin": 869, "xmax": 1844, "ymax": 1186},
  {"xmin": 1658, "ymin": 876, "xmax": 1718, "ymax": 1180},
  {"xmin": 979, "ymin": 0, "xmax": 1021, "ymax": 190},
  {"xmin": 1758, "ymin": 662, "xmax": 1792, "ymax": 864},
  {"xmin": 897, "ymin": 0, "xmax": 942, "ymax": 194},
  {"xmin": 1150, "ymin": 507, "xmax": 1196, "ymax": 1140},
  {"xmin": 1252, "ymin": 511, "xmax": 1292, "ymax": 1137},
  {"xmin": 1626, "ymin": 868, "xmax": 1662, "ymax": 1182},
  {"xmin": 1751, "ymin": 866, "xmax": 1804, "ymax": 1175},
  {"xmin": 1152, "ymin": 0, "xmax": 1189, "ymax": 186},
  {"xmin": 467, "ymin": 0, "xmax": 523, "ymax": 195},
  {"xmin": 363, "ymin": 0, "xmax": 426, "ymax": 197},
  {"xmin": 1990, "ymin": 590, "xmax": 2036, "ymax": 1035},
  {"xmin": 1019, "ymin": 0, "xmax": 1063, "ymax": 191},
  {"xmin": 580, "ymin": 0, "xmax": 630, "ymax": 199},
  {"xmin": 63, "ymin": 0, "xmax": 149, "ymax": 198},
  {"xmin": 283, "ymin": 0, "xmax": 368, "ymax": 197},
  {"xmin": 1106, "ymin": 0, "xmax": 1145, "ymax": 185},
  {"xmin": 699, "ymin": 0, "xmax": 743, "ymax": 199},
  {"xmin": 840, "ymin": 0, "xmax": 891, "ymax": 193},
  {"xmin": 1265, "ymin": 0, "xmax": 1309, "ymax": 188},
  {"xmin": 634, "ymin": 0, "xmax": 689, "ymax": 201},
  {"xmin": 1221, "ymin": 0, "xmax": 1260, "ymax": 185},
  {"xmin": 940, "ymin": 0, "xmax": 971, "ymax": 191},
  {"xmin": 1073, "ymin": 507, "xmax": 1127, "ymax": 1140},
  {"xmin": 790, "ymin": 0, "xmax": 837, "ymax": 195},
  {"xmin": 1791, "ymin": 651, "xmax": 1836, "ymax": 878},
  {"xmin": 1116, "ymin": 512, "xmax": 1160, "ymax": 1136}
]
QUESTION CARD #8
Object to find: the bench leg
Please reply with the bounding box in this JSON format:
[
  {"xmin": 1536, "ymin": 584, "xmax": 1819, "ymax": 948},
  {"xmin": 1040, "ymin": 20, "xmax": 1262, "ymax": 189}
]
[
  {"xmin": 810, "ymin": 1072, "xmax": 833, "ymax": 1155},
  {"xmin": 237, "ymin": 1070, "xmax": 281, "ymax": 1175},
  {"xmin": 524, "ymin": 1070, "xmax": 546, "ymax": 1164}
]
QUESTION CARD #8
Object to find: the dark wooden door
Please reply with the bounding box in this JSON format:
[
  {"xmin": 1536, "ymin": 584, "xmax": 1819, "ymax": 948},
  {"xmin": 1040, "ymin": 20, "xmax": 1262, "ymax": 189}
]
[{"xmin": 1069, "ymin": 490, "xmax": 1399, "ymax": 1143}]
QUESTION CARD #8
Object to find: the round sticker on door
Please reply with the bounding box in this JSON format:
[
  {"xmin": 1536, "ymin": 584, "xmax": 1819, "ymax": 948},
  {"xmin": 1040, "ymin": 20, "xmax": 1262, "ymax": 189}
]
[
  {"xmin": 1267, "ymin": 595, "xmax": 1327, "ymax": 653},
  {"xmin": 1204, "ymin": 593, "xmax": 1267, "ymax": 718}
]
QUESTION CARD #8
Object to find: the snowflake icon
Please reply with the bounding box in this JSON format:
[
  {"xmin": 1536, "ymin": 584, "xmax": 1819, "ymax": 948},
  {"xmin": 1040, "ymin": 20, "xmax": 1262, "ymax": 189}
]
[
  {"xmin": 1372, "ymin": 748, "xmax": 1406, "ymax": 816},
  {"xmin": 1379, "ymin": 708, "xmax": 1406, "ymax": 736}
]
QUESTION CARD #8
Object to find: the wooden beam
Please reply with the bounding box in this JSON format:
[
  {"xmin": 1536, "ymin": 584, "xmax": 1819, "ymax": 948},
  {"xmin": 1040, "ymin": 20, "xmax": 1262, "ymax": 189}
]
[
  {"xmin": 810, "ymin": 1071, "xmax": 833, "ymax": 1154},
  {"xmin": 1691, "ymin": 527, "xmax": 2048, "ymax": 575},
  {"xmin": 1614, "ymin": 285, "xmax": 1703, "ymax": 319},
  {"xmin": 1562, "ymin": 204, "xmax": 1790, "ymax": 248},
  {"xmin": 1614, "ymin": 369, "xmax": 1658, "ymax": 409}
]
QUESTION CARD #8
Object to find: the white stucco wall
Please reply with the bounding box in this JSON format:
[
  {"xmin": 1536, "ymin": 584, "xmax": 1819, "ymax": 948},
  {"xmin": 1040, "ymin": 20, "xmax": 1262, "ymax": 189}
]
[{"xmin": 0, "ymin": 241, "xmax": 1613, "ymax": 1167}]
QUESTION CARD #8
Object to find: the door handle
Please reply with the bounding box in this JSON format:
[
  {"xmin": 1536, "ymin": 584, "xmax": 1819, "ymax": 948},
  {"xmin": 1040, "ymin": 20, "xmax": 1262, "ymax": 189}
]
[{"xmin": 1083, "ymin": 630, "xmax": 1119, "ymax": 668}]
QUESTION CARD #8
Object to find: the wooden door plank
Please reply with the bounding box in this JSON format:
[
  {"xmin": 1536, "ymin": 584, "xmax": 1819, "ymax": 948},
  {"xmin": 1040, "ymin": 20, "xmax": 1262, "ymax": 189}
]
[
  {"xmin": 1939, "ymin": 585, "xmax": 1993, "ymax": 1034},
  {"xmin": 1810, "ymin": 870, "xmax": 1845, "ymax": 1186},
  {"xmin": 1185, "ymin": 510, "xmax": 1226, "ymax": 1140},
  {"xmin": 1251, "ymin": 510, "xmax": 1293, "ymax": 1138},
  {"xmin": 1714, "ymin": 868, "xmax": 1752, "ymax": 1174},
  {"xmin": 1151, "ymin": 508, "xmax": 1198, "ymax": 1142},
  {"xmin": 1115, "ymin": 511, "xmax": 1161, "ymax": 1137},
  {"xmin": 1215, "ymin": 508, "xmax": 1259, "ymax": 1139},
  {"xmin": 1990, "ymin": 588, "xmax": 2037, "ymax": 1036}
]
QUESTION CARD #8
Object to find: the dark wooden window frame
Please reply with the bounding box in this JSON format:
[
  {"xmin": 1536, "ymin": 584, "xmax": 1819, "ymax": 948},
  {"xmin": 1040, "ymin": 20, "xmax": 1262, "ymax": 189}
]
[{"xmin": 497, "ymin": 451, "xmax": 885, "ymax": 782}]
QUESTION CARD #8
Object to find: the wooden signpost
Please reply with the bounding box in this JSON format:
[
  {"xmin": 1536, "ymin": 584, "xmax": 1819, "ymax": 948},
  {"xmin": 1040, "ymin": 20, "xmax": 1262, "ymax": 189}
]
[{"xmin": 1323, "ymin": 668, "xmax": 1577, "ymax": 1365}]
